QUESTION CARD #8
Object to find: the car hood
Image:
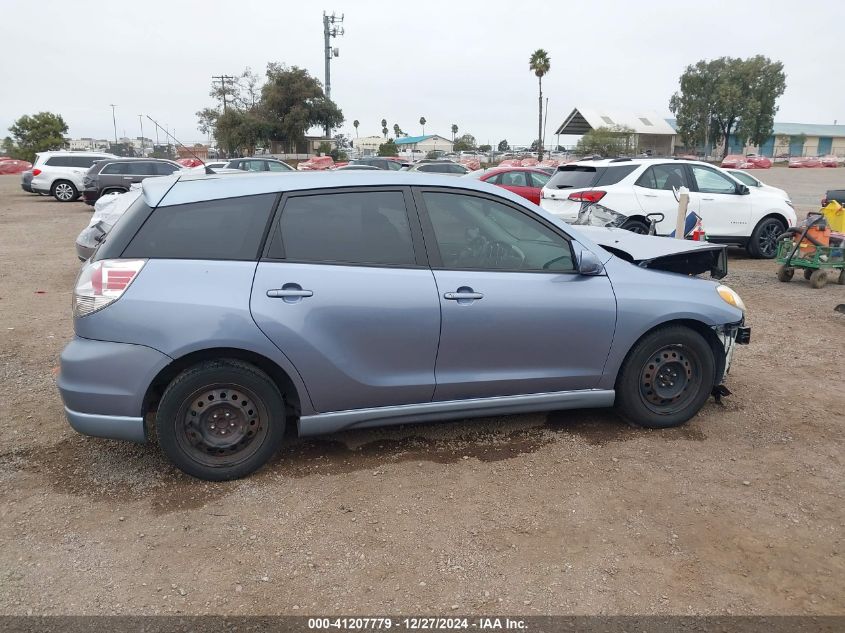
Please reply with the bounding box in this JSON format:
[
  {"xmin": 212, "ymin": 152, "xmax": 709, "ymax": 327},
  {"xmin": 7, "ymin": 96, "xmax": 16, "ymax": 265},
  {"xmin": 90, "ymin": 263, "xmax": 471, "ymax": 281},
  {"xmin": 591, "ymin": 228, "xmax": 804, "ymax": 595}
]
[{"xmin": 577, "ymin": 226, "xmax": 728, "ymax": 279}]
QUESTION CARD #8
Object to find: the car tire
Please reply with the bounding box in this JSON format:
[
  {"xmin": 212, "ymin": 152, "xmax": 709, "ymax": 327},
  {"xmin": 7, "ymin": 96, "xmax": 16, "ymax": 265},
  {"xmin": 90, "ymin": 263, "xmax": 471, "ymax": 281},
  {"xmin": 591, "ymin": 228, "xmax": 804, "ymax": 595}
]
[
  {"xmin": 620, "ymin": 219, "xmax": 650, "ymax": 234},
  {"xmin": 156, "ymin": 359, "xmax": 286, "ymax": 481},
  {"xmin": 51, "ymin": 180, "xmax": 79, "ymax": 202},
  {"xmin": 747, "ymin": 217, "xmax": 786, "ymax": 258},
  {"xmin": 615, "ymin": 325, "xmax": 716, "ymax": 429}
]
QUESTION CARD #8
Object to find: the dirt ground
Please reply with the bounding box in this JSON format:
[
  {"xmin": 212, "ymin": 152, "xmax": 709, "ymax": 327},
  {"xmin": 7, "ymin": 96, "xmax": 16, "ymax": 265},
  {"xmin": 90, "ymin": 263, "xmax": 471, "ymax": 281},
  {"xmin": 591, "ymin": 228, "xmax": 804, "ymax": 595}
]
[{"xmin": 0, "ymin": 169, "xmax": 843, "ymax": 616}]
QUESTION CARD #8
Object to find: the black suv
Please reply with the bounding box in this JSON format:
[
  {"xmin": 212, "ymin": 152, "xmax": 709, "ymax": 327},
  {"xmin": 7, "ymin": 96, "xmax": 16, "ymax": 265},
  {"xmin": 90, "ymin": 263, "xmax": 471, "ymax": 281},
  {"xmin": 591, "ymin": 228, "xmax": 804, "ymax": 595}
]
[{"xmin": 82, "ymin": 158, "xmax": 182, "ymax": 205}]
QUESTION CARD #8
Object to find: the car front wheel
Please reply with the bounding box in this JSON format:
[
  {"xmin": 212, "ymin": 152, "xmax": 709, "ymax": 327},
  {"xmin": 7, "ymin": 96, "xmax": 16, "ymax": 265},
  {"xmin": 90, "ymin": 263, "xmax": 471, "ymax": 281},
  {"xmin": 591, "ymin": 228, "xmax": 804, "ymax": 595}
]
[
  {"xmin": 747, "ymin": 217, "xmax": 786, "ymax": 258},
  {"xmin": 52, "ymin": 180, "xmax": 79, "ymax": 202},
  {"xmin": 615, "ymin": 326, "xmax": 716, "ymax": 428},
  {"xmin": 156, "ymin": 359, "xmax": 286, "ymax": 481}
]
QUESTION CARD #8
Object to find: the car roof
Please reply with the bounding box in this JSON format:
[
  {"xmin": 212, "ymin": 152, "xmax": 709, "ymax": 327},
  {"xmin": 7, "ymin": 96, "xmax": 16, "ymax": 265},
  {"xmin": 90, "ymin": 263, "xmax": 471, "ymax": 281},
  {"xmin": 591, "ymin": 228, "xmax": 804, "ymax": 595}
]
[
  {"xmin": 567, "ymin": 157, "xmax": 707, "ymax": 168},
  {"xmin": 37, "ymin": 150, "xmax": 115, "ymax": 156}
]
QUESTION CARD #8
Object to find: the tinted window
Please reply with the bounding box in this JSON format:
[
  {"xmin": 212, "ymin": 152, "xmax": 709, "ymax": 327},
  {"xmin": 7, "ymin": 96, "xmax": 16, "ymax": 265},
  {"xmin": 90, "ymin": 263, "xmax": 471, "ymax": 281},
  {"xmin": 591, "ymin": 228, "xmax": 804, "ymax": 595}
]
[
  {"xmin": 485, "ymin": 173, "xmax": 502, "ymax": 185},
  {"xmin": 386, "ymin": 160, "xmax": 402, "ymax": 171},
  {"xmin": 529, "ymin": 172, "xmax": 550, "ymax": 188},
  {"xmin": 244, "ymin": 160, "xmax": 266, "ymax": 172},
  {"xmin": 154, "ymin": 162, "xmax": 180, "ymax": 175},
  {"xmin": 125, "ymin": 162, "xmax": 156, "ymax": 175},
  {"xmin": 123, "ymin": 194, "xmax": 276, "ymax": 260},
  {"xmin": 546, "ymin": 165, "xmax": 599, "ymax": 189},
  {"xmin": 499, "ymin": 171, "xmax": 528, "ymax": 187},
  {"xmin": 267, "ymin": 160, "xmax": 291, "ymax": 172},
  {"xmin": 422, "ymin": 192, "xmax": 574, "ymax": 272},
  {"xmin": 45, "ymin": 156, "xmax": 74, "ymax": 167},
  {"xmin": 101, "ymin": 162, "xmax": 127, "ymax": 174},
  {"xmin": 691, "ymin": 165, "xmax": 738, "ymax": 194},
  {"xmin": 72, "ymin": 156, "xmax": 103, "ymax": 168},
  {"xmin": 278, "ymin": 191, "xmax": 415, "ymax": 266},
  {"xmin": 594, "ymin": 165, "xmax": 638, "ymax": 186},
  {"xmin": 637, "ymin": 164, "xmax": 689, "ymax": 190}
]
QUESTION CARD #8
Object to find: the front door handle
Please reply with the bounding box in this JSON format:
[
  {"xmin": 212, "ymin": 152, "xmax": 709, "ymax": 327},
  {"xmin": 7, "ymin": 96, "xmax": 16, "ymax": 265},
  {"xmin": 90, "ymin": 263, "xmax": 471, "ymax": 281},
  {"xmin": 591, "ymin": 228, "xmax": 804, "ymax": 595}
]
[
  {"xmin": 643, "ymin": 193, "xmax": 658, "ymax": 198},
  {"xmin": 702, "ymin": 197, "xmax": 715, "ymax": 201},
  {"xmin": 444, "ymin": 286, "xmax": 483, "ymax": 303},
  {"xmin": 267, "ymin": 283, "xmax": 313, "ymax": 303}
]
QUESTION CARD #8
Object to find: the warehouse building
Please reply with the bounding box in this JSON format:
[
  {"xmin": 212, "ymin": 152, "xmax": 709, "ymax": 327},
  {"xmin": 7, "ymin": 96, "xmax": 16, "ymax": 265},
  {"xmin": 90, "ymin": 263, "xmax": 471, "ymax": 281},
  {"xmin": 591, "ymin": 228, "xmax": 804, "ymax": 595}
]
[{"xmin": 393, "ymin": 134, "xmax": 454, "ymax": 154}]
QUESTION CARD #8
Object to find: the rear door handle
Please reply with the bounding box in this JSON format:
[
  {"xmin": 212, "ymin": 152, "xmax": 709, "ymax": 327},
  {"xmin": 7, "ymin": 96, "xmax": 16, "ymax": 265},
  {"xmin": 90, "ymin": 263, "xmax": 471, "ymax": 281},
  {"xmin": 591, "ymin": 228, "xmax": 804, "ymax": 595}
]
[
  {"xmin": 643, "ymin": 193, "xmax": 658, "ymax": 198},
  {"xmin": 702, "ymin": 197, "xmax": 715, "ymax": 201}
]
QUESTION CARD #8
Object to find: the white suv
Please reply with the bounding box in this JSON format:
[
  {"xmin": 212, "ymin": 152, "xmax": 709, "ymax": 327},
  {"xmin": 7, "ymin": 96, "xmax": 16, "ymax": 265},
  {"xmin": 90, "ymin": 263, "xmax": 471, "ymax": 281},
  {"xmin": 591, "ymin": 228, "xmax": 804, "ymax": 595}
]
[
  {"xmin": 539, "ymin": 158, "xmax": 796, "ymax": 258},
  {"xmin": 31, "ymin": 151, "xmax": 116, "ymax": 202}
]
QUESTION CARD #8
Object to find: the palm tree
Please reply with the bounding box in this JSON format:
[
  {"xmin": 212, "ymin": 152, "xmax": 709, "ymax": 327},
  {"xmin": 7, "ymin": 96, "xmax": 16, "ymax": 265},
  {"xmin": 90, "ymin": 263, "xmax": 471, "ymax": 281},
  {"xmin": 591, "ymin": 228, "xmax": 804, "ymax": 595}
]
[
  {"xmin": 451, "ymin": 123, "xmax": 458, "ymax": 143},
  {"xmin": 381, "ymin": 118, "xmax": 387, "ymax": 131},
  {"xmin": 382, "ymin": 126, "xmax": 388, "ymax": 139},
  {"xmin": 393, "ymin": 123, "xmax": 400, "ymax": 138},
  {"xmin": 419, "ymin": 117, "xmax": 426, "ymax": 135},
  {"xmin": 529, "ymin": 49, "xmax": 551, "ymax": 161},
  {"xmin": 353, "ymin": 120, "xmax": 359, "ymax": 138}
]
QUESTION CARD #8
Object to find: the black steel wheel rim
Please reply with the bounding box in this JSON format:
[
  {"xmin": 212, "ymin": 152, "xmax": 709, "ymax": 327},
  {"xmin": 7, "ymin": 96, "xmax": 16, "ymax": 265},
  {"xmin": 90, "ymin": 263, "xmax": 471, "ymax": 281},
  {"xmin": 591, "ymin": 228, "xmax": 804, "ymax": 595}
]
[
  {"xmin": 758, "ymin": 222, "xmax": 781, "ymax": 257},
  {"xmin": 638, "ymin": 345, "xmax": 703, "ymax": 415},
  {"xmin": 175, "ymin": 383, "xmax": 269, "ymax": 468}
]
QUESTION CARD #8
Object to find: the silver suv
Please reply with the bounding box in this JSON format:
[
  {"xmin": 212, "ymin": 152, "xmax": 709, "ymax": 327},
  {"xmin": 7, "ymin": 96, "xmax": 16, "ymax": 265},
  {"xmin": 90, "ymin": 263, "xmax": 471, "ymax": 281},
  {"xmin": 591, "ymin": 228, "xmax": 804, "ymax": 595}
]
[{"xmin": 58, "ymin": 171, "xmax": 750, "ymax": 480}]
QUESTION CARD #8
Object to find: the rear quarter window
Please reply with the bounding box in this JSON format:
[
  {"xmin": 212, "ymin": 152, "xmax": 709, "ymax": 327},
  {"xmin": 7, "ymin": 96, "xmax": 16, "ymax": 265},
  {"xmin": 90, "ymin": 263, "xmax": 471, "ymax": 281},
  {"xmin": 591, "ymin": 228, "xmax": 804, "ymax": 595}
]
[
  {"xmin": 122, "ymin": 194, "xmax": 277, "ymax": 260},
  {"xmin": 45, "ymin": 156, "xmax": 74, "ymax": 167}
]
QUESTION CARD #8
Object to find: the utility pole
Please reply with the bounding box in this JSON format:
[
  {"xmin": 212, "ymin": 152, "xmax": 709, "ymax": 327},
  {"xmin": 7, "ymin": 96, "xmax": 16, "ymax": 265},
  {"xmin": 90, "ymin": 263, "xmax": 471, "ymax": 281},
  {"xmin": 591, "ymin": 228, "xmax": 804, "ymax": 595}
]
[
  {"xmin": 323, "ymin": 11, "xmax": 344, "ymax": 138},
  {"xmin": 211, "ymin": 74, "xmax": 237, "ymax": 113},
  {"xmin": 138, "ymin": 114, "xmax": 145, "ymax": 156},
  {"xmin": 109, "ymin": 104, "xmax": 118, "ymax": 145}
]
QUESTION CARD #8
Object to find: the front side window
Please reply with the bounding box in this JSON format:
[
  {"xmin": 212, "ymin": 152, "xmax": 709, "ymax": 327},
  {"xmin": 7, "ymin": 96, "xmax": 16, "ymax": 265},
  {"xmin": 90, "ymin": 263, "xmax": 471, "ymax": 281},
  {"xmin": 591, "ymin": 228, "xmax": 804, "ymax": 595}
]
[
  {"xmin": 691, "ymin": 165, "xmax": 739, "ymax": 194},
  {"xmin": 386, "ymin": 160, "xmax": 402, "ymax": 170},
  {"xmin": 122, "ymin": 194, "xmax": 276, "ymax": 260},
  {"xmin": 267, "ymin": 161, "xmax": 291, "ymax": 172},
  {"xmin": 101, "ymin": 162, "xmax": 127, "ymax": 175},
  {"xmin": 422, "ymin": 192, "xmax": 575, "ymax": 272},
  {"xmin": 278, "ymin": 191, "xmax": 415, "ymax": 266}
]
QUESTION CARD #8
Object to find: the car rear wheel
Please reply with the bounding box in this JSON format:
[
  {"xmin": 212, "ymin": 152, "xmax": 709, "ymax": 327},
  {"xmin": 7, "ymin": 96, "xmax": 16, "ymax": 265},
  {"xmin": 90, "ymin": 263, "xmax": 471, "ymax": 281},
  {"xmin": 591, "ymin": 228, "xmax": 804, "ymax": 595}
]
[
  {"xmin": 747, "ymin": 217, "xmax": 785, "ymax": 258},
  {"xmin": 615, "ymin": 325, "xmax": 716, "ymax": 428},
  {"xmin": 156, "ymin": 360, "xmax": 285, "ymax": 481},
  {"xmin": 52, "ymin": 180, "xmax": 78, "ymax": 202},
  {"xmin": 620, "ymin": 219, "xmax": 650, "ymax": 234}
]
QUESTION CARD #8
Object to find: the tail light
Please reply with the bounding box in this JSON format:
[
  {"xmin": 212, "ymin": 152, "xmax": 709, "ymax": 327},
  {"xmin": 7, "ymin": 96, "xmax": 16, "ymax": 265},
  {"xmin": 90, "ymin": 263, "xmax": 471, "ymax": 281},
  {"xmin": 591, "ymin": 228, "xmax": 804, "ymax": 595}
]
[
  {"xmin": 32, "ymin": 168, "xmax": 41, "ymax": 176},
  {"xmin": 568, "ymin": 190, "xmax": 606, "ymax": 203},
  {"xmin": 73, "ymin": 259, "xmax": 146, "ymax": 317}
]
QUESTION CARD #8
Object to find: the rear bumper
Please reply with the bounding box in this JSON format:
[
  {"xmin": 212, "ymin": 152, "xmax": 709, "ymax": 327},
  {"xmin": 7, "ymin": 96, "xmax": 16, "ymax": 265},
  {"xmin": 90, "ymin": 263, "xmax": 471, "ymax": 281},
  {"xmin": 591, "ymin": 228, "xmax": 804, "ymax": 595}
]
[
  {"xmin": 21, "ymin": 183, "xmax": 33, "ymax": 193},
  {"xmin": 82, "ymin": 189, "xmax": 99, "ymax": 205},
  {"xmin": 58, "ymin": 336, "xmax": 173, "ymax": 442},
  {"xmin": 31, "ymin": 186, "xmax": 51, "ymax": 195}
]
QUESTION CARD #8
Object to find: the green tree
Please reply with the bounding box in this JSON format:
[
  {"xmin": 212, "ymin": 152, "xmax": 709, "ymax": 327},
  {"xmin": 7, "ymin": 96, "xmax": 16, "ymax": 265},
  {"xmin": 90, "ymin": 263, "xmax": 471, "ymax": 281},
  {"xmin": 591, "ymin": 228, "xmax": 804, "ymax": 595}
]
[
  {"xmin": 575, "ymin": 126, "xmax": 636, "ymax": 157},
  {"xmin": 353, "ymin": 119, "xmax": 359, "ymax": 137},
  {"xmin": 453, "ymin": 133, "xmax": 476, "ymax": 152},
  {"xmin": 6, "ymin": 112, "xmax": 68, "ymax": 162},
  {"xmin": 451, "ymin": 123, "xmax": 458, "ymax": 142},
  {"xmin": 378, "ymin": 139, "xmax": 398, "ymax": 156},
  {"xmin": 419, "ymin": 116, "xmax": 426, "ymax": 135},
  {"xmin": 497, "ymin": 139, "xmax": 510, "ymax": 151},
  {"xmin": 261, "ymin": 63, "xmax": 343, "ymax": 148},
  {"xmin": 670, "ymin": 56, "xmax": 786, "ymax": 158},
  {"xmin": 529, "ymin": 49, "xmax": 550, "ymax": 161},
  {"xmin": 478, "ymin": 144, "xmax": 492, "ymax": 152}
]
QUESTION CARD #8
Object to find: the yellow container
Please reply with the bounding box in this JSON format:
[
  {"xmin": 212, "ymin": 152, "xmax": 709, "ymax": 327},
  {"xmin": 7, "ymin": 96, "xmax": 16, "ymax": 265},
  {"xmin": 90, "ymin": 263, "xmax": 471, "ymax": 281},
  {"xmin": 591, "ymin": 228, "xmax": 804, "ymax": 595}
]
[{"xmin": 822, "ymin": 200, "xmax": 845, "ymax": 233}]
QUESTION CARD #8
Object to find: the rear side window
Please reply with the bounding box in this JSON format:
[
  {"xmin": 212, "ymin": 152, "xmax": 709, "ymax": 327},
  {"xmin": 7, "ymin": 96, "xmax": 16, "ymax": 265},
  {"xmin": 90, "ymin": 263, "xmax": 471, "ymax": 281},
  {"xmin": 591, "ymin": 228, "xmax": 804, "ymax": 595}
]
[
  {"xmin": 593, "ymin": 165, "xmax": 637, "ymax": 186},
  {"xmin": 636, "ymin": 164, "xmax": 689, "ymax": 190},
  {"xmin": 71, "ymin": 156, "xmax": 101, "ymax": 168},
  {"xmin": 154, "ymin": 162, "xmax": 179, "ymax": 175},
  {"xmin": 122, "ymin": 194, "xmax": 276, "ymax": 260},
  {"xmin": 277, "ymin": 191, "xmax": 415, "ymax": 266},
  {"xmin": 45, "ymin": 156, "xmax": 74, "ymax": 167}
]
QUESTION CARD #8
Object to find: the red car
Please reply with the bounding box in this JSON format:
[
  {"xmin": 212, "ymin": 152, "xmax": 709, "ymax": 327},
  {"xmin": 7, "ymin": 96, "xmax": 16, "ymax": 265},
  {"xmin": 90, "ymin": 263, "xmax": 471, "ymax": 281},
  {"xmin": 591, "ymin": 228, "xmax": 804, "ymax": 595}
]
[{"xmin": 477, "ymin": 167, "xmax": 552, "ymax": 204}]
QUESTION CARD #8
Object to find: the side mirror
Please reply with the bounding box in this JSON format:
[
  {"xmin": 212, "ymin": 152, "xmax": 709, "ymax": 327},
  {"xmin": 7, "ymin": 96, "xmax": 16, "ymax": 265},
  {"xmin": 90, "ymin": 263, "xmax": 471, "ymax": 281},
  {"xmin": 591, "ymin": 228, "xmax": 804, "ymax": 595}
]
[
  {"xmin": 577, "ymin": 248, "xmax": 604, "ymax": 275},
  {"xmin": 737, "ymin": 183, "xmax": 750, "ymax": 195}
]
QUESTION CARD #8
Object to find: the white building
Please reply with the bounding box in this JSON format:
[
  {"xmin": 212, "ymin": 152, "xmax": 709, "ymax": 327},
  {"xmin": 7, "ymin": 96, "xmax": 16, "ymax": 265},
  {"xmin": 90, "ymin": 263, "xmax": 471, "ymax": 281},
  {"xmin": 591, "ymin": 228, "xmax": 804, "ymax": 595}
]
[
  {"xmin": 352, "ymin": 135, "xmax": 387, "ymax": 155},
  {"xmin": 554, "ymin": 107, "xmax": 677, "ymax": 155},
  {"xmin": 394, "ymin": 134, "xmax": 453, "ymax": 155}
]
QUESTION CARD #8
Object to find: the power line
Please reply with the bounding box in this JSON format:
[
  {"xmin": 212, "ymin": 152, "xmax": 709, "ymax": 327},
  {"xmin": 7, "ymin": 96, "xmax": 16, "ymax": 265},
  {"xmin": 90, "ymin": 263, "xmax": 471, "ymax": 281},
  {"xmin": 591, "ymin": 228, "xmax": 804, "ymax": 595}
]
[{"xmin": 211, "ymin": 74, "xmax": 237, "ymax": 114}]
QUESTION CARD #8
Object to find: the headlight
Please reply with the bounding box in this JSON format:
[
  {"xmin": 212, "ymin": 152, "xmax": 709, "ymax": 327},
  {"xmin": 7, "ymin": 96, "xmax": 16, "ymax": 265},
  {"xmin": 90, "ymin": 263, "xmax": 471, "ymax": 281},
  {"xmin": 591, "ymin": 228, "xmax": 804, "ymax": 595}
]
[{"xmin": 716, "ymin": 284, "xmax": 746, "ymax": 312}]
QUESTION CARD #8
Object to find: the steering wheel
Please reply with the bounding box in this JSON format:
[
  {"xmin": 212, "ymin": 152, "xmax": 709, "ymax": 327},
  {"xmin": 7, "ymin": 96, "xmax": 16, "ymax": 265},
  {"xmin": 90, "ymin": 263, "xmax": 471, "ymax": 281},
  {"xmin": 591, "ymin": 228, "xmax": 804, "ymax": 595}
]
[{"xmin": 488, "ymin": 241, "xmax": 525, "ymax": 268}]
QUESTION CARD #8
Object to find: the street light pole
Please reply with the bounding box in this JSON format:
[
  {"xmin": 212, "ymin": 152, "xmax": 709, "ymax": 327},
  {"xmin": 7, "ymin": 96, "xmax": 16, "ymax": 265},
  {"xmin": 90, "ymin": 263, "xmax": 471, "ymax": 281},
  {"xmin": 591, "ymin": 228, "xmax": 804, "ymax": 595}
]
[{"xmin": 109, "ymin": 104, "xmax": 118, "ymax": 145}]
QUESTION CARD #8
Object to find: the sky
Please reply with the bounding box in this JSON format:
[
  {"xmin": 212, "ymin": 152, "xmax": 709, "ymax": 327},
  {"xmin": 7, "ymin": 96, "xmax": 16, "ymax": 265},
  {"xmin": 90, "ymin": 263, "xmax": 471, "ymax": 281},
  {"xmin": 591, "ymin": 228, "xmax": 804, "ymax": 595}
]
[{"xmin": 1, "ymin": 0, "xmax": 843, "ymax": 148}]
